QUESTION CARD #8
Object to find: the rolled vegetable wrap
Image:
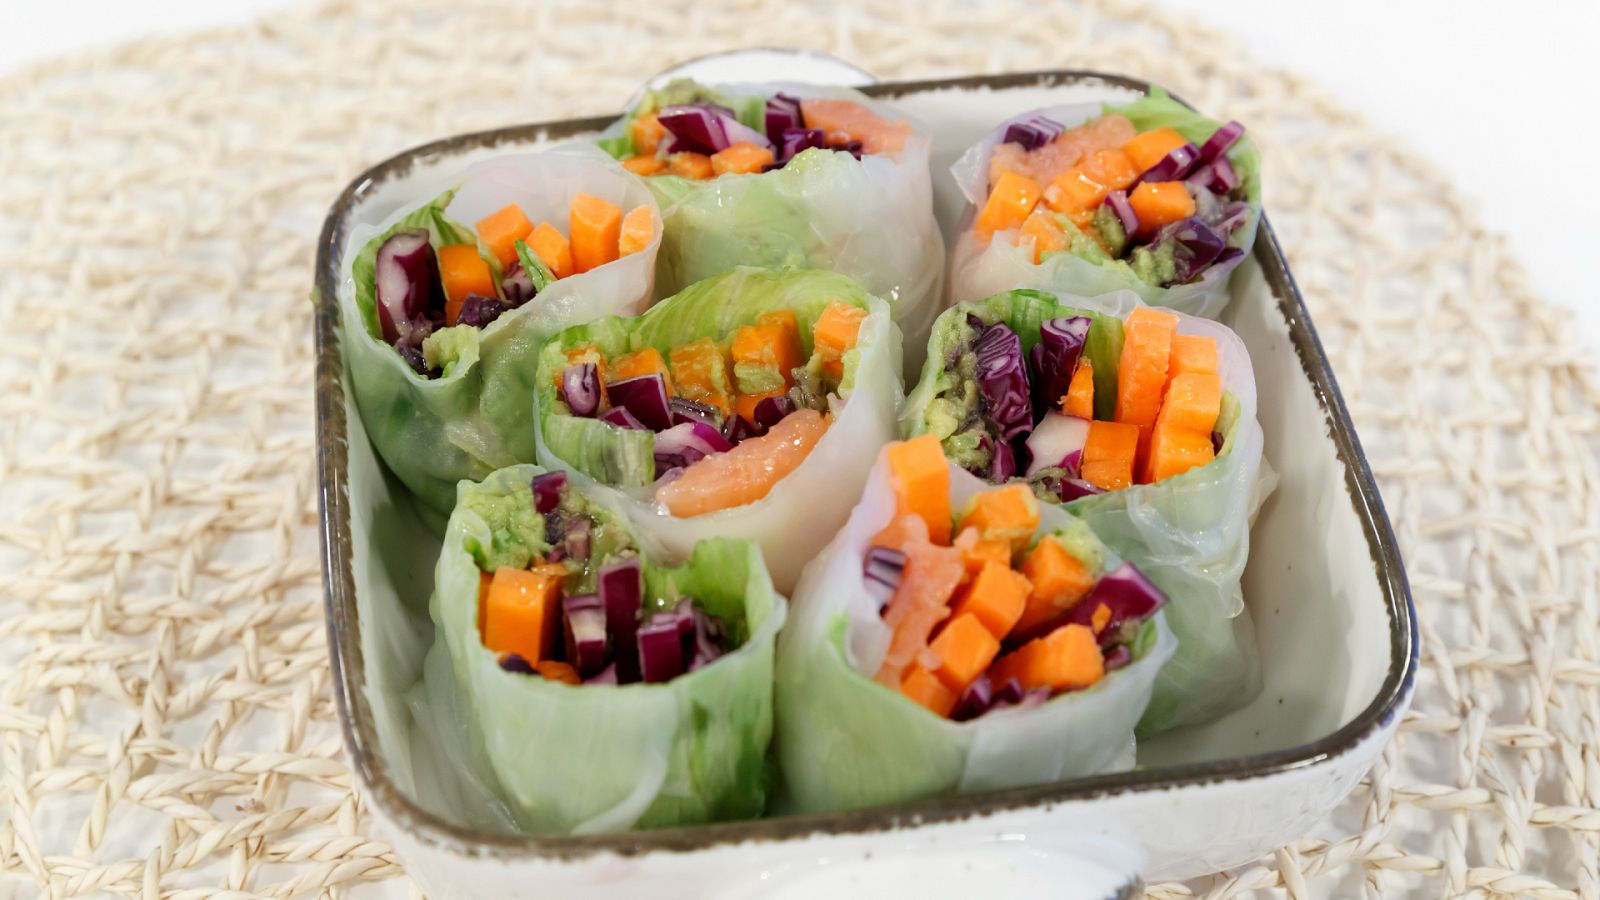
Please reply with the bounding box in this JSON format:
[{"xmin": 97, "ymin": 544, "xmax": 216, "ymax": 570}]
[
  {"xmin": 341, "ymin": 147, "xmax": 662, "ymax": 523},
  {"xmin": 901, "ymin": 290, "xmax": 1268, "ymax": 733},
  {"xmin": 534, "ymin": 267, "xmax": 903, "ymax": 593},
  {"xmin": 598, "ymin": 79, "xmax": 944, "ymax": 367},
  {"xmin": 433, "ymin": 464, "xmax": 785, "ymax": 833},
  {"xmin": 777, "ymin": 437, "xmax": 1175, "ymax": 812},
  {"xmin": 947, "ymin": 88, "xmax": 1262, "ymax": 319}
]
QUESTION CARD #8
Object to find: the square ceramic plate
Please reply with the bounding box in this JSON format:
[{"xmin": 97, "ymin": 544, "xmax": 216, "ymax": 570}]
[{"xmin": 313, "ymin": 66, "xmax": 1416, "ymax": 898}]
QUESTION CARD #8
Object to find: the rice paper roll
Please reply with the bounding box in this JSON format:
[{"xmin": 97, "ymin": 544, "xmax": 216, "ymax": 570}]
[
  {"xmin": 901, "ymin": 290, "xmax": 1268, "ymax": 733},
  {"xmin": 777, "ymin": 441, "xmax": 1175, "ymax": 812},
  {"xmin": 598, "ymin": 79, "xmax": 944, "ymax": 368},
  {"xmin": 947, "ymin": 89, "xmax": 1262, "ymax": 319},
  {"xmin": 340, "ymin": 146, "xmax": 662, "ymax": 524},
  {"xmin": 432, "ymin": 463, "xmax": 784, "ymax": 833},
  {"xmin": 533, "ymin": 267, "xmax": 903, "ymax": 594}
]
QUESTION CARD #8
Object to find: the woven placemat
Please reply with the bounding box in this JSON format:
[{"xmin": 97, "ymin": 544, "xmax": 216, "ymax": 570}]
[{"xmin": 2, "ymin": 0, "xmax": 1597, "ymax": 896}]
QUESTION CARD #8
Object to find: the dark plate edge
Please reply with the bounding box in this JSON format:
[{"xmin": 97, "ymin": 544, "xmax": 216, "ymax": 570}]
[{"xmin": 311, "ymin": 66, "xmax": 1418, "ymax": 861}]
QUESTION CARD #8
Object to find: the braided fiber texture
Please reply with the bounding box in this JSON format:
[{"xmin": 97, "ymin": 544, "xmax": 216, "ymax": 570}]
[{"xmin": 2, "ymin": 0, "xmax": 1597, "ymax": 896}]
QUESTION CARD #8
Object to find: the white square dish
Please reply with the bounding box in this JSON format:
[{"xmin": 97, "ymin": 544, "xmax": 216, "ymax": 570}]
[{"xmin": 312, "ymin": 67, "xmax": 1416, "ymax": 897}]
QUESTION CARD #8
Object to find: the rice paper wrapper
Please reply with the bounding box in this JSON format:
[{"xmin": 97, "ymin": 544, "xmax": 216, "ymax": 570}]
[
  {"xmin": 600, "ymin": 80, "xmax": 944, "ymax": 371},
  {"xmin": 431, "ymin": 464, "xmax": 785, "ymax": 834},
  {"xmin": 340, "ymin": 146, "xmax": 661, "ymax": 525},
  {"xmin": 947, "ymin": 93, "xmax": 1263, "ymax": 320},
  {"xmin": 534, "ymin": 267, "xmax": 904, "ymax": 594},
  {"xmin": 902, "ymin": 289, "xmax": 1271, "ymax": 734},
  {"xmin": 776, "ymin": 453, "xmax": 1176, "ymax": 813}
]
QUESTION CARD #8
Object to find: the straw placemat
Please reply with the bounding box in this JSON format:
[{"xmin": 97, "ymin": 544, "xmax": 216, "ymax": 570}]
[{"xmin": 2, "ymin": 0, "xmax": 1596, "ymax": 896}]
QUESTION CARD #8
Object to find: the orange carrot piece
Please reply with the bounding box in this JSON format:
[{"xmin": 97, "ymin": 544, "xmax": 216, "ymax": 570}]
[
  {"xmin": 812, "ymin": 300, "xmax": 868, "ymax": 381},
  {"xmin": 476, "ymin": 203, "xmax": 535, "ymax": 269},
  {"xmin": 1042, "ymin": 166, "xmax": 1108, "ymax": 216},
  {"xmin": 1062, "ymin": 359, "xmax": 1095, "ymax": 420},
  {"xmin": 1014, "ymin": 537, "xmax": 1096, "ymax": 636},
  {"xmin": 953, "ymin": 526, "xmax": 1012, "ymax": 580},
  {"xmin": 1090, "ymin": 604, "xmax": 1113, "ymax": 634},
  {"xmin": 668, "ymin": 337, "xmax": 734, "ymax": 416},
  {"xmin": 975, "ymin": 170, "xmax": 1041, "ymax": 241},
  {"xmin": 988, "ymin": 623, "xmax": 1104, "ymax": 692},
  {"xmin": 957, "ymin": 484, "xmax": 1040, "ymax": 553},
  {"xmin": 618, "ymin": 205, "xmax": 656, "ymax": 257},
  {"xmin": 901, "ymin": 665, "xmax": 958, "ymax": 717},
  {"xmin": 482, "ymin": 566, "xmax": 562, "ymax": 663},
  {"xmin": 536, "ymin": 660, "xmax": 581, "ymax": 685},
  {"xmin": 950, "ymin": 560, "xmax": 1030, "ymax": 640},
  {"xmin": 632, "ymin": 114, "xmax": 666, "ymax": 157},
  {"xmin": 611, "ymin": 347, "xmax": 673, "ymax": 391},
  {"xmin": 886, "ymin": 435, "xmax": 953, "ymax": 545},
  {"xmin": 1080, "ymin": 420, "xmax": 1140, "ymax": 492},
  {"xmin": 1128, "ymin": 181, "xmax": 1196, "ymax": 236},
  {"xmin": 1122, "ymin": 127, "xmax": 1189, "ymax": 174},
  {"xmin": 526, "ymin": 222, "xmax": 574, "ymax": 280},
  {"xmin": 476, "ymin": 571, "xmax": 492, "ymax": 636},
  {"xmin": 1167, "ymin": 334, "xmax": 1219, "ymax": 380},
  {"xmin": 1144, "ymin": 424, "xmax": 1216, "ymax": 484},
  {"xmin": 734, "ymin": 389, "xmax": 785, "ymax": 425},
  {"xmin": 1154, "ymin": 371, "xmax": 1222, "ymax": 436},
  {"xmin": 710, "ymin": 141, "xmax": 776, "ymax": 176},
  {"xmin": 1083, "ymin": 147, "xmax": 1139, "ymax": 192},
  {"xmin": 569, "ymin": 193, "xmax": 623, "ymax": 274},
  {"xmin": 437, "ymin": 244, "xmax": 496, "ymax": 326},
  {"xmin": 1115, "ymin": 307, "xmax": 1179, "ymax": 429},
  {"xmin": 927, "ymin": 613, "xmax": 1001, "ymax": 693},
  {"xmin": 622, "ymin": 155, "xmax": 666, "ymax": 176},
  {"xmin": 668, "ymin": 152, "xmax": 714, "ymax": 180},
  {"xmin": 757, "ymin": 309, "xmax": 801, "ymax": 346},
  {"xmin": 1017, "ymin": 210, "xmax": 1067, "ymax": 263},
  {"xmin": 731, "ymin": 321, "xmax": 803, "ymax": 387}
]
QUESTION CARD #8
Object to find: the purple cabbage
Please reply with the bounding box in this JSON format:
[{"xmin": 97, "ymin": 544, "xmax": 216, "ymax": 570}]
[
  {"xmin": 636, "ymin": 613, "xmax": 685, "ymax": 684},
  {"xmin": 658, "ymin": 104, "xmax": 773, "ymax": 155},
  {"xmin": 684, "ymin": 599, "xmax": 726, "ymax": 672},
  {"xmin": 778, "ymin": 127, "xmax": 826, "ymax": 163},
  {"xmin": 584, "ymin": 663, "xmax": 618, "ymax": 685},
  {"xmin": 562, "ymin": 363, "xmax": 601, "ymax": 417},
  {"xmin": 1056, "ymin": 477, "xmax": 1104, "ymax": 502},
  {"xmin": 562, "ymin": 593, "xmax": 608, "ymax": 678},
  {"xmin": 1133, "ymin": 142, "xmax": 1201, "ymax": 186},
  {"xmin": 653, "ymin": 421, "xmax": 732, "ymax": 476},
  {"xmin": 1105, "ymin": 189, "xmax": 1139, "ymax": 237},
  {"xmin": 456, "ymin": 294, "xmax": 509, "ymax": 329},
  {"xmin": 1104, "ymin": 644, "xmax": 1132, "ymax": 671},
  {"xmin": 751, "ymin": 394, "xmax": 795, "ymax": 431},
  {"xmin": 1197, "ymin": 121, "xmax": 1245, "ymax": 164},
  {"xmin": 499, "ymin": 653, "xmax": 536, "ymax": 675},
  {"xmin": 951, "ymin": 675, "xmax": 993, "ymax": 722},
  {"xmin": 1027, "ymin": 316, "xmax": 1091, "ymax": 421},
  {"xmin": 1211, "ymin": 430, "xmax": 1225, "ymax": 454},
  {"xmin": 562, "ymin": 516, "xmax": 591, "ymax": 562},
  {"xmin": 1151, "ymin": 216, "xmax": 1227, "ymax": 286},
  {"xmin": 722, "ymin": 413, "xmax": 756, "ymax": 445},
  {"xmin": 500, "ymin": 263, "xmax": 536, "ymax": 307},
  {"xmin": 974, "ymin": 324, "xmax": 1031, "ymax": 441},
  {"xmin": 598, "ymin": 558, "xmax": 643, "ymax": 683},
  {"xmin": 374, "ymin": 230, "xmax": 440, "ymax": 346},
  {"xmin": 396, "ymin": 343, "xmax": 431, "ymax": 376},
  {"xmin": 1065, "ymin": 561, "xmax": 1168, "ymax": 644},
  {"xmin": 669, "ymin": 397, "xmax": 723, "ymax": 430},
  {"xmin": 529, "ymin": 471, "xmax": 566, "ymax": 514},
  {"xmin": 1002, "ymin": 115, "xmax": 1065, "ymax": 151},
  {"xmin": 599, "ymin": 406, "xmax": 647, "ymax": 430},
  {"xmin": 863, "ymin": 546, "xmax": 906, "ymax": 611},
  {"xmin": 764, "ymin": 93, "xmax": 804, "ymax": 144},
  {"xmin": 607, "ymin": 374, "xmax": 672, "ymax": 432},
  {"xmin": 990, "ymin": 435, "xmax": 1018, "ymax": 482}
]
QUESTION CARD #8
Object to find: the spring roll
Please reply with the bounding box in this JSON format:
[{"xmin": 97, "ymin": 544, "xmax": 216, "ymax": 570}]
[
  {"xmin": 340, "ymin": 147, "xmax": 662, "ymax": 523},
  {"xmin": 901, "ymin": 289, "xmax": 1270, "ymax": 733},
  {"xmin": 431, "ymin": 464, "xmax": 785, "ymax": 833},
  {"xmin": 777, "ymin": 437, "xmax": 1175, "ymax": 812},
  {"xmin": 948, "ymin": 89, "xmax": 1262, "ymax": 319},
  {"xmin": 533, "ymin": 267, "xmax": 903, "ymax": 593}
]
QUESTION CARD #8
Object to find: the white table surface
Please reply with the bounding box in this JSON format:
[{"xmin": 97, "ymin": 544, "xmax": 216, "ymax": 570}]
[{"xmin": 8, "ymin": 0, "xmax": 1596, "ymax": 351}]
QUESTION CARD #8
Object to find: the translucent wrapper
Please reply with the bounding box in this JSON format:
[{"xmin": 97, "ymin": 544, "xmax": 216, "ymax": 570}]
[
  {"xmin": 947, "ymin": 92, "xmax": 1263, "ymax": 320},
  {"xmin": 599, "ymin": 80, "xmax": 944, "ymax": 368},
  {"xmin": 534, "ymin": 267, "xmax": 904, "ymax": 593},
  {"xmin": 902, "ymin": 290, "xmax": 1270, "ymax": 734},
  {"xmin": 432, "ymin": 465, "xmax": 785, "ymax": 834},
  {"xmin": 776, "ymin": 452, "xmax": 1176, "ymax": 813},
  {"xmin": 340, "ymin": 147, "xmax": 661, "ymax": 524}
]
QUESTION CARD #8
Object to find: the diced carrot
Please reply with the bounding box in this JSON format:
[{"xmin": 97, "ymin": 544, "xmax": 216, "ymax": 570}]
[
  {"xmin": 812, "ymin": 300, "xmax": 868, "ymax": 381},
  {"xmin": 1090, "ymin": 604, "xmax": 1112, "ymax": 634},
  {"xmin": 475, "ymin": 203, "xmax": 535, "ymax": 269},
  {"xmin": 526, "ymin": 222, "xmax": 574, "ymax": 280},
  {"xmin": 975, "ymin": 170, "xmax": 1041, "ymax": 241},
  {"xmin": 668, "ymin": 152, "xmax": 714, "ymax": 180},
  {"xmin": 611, "ymin": 347, "xmax": 673, "ymax": 392},
  {"xmin": 1061, "ymin": 359, "xmax": 1095, "ymax": 420},
  {"xmin": 901, "ymin": 664, "xmax": 957, "ymax": 717},
  {"xmin": 1167, "ymin": 334, "xmax": 1219, "ymax": 380},
  {"xmin": 988, "ymin": 623, "xmax": 1104, "ymax": 693},
  {"xmin": 927, "ymin": 613, "xmax": 1001, "ymax": 693},
  {"xmin": 1014, "ymin": 537, "xmax": 1096, "ymax": 636},
  {"xmin": 950, "ymin": 561, "xmax": 1029, "ymax": 640},
  {"xmin": 569, "ymin": 193, "xmax": 622, "ymax": 275},
  {"xmin": 731, "ymin": 320, "xmax": 803, "ymax": 388},
  {"xmin": 536, "ymin": 660, "xmax": 580, "ymax": 685},
  {"xmin": 757, "ymin": 309, "xmax": 800, "ymax": 344},
  {"xmin": 953, "ymin": 526, "xmax": 1012, "ymax": 579},
  {"xmin": 734, "ymin": 389, "xmax": 785, "ymax": 425},
  {"xmin": 1115, "ymin": 307, "xmax": 1179, "ymax": 430},
  {"xmin": 1143, "ymin": 425, "xmax": 1216, "ymax": 484},
  {"xmin": 886, "ymin": 435, "xmax": 952, "ymax": 545},
  {"xmin": 1080, "ymin": 420, "xmax": 1139, "ymax": 492},
  {"xmin": 1083, "ymin": 148, "xmax": 1139, "ymax": 192},
  {"xmin": 1017, "ymin": 209, "xmax": 1067, "ymax": 264},
  {"xmin": 668, "ymin": 337, "xmax": 734, "ymax": 416},
  {"xmin": 1122, "ymin": 127, "xmax": 1189, "ymax": 174},
  {"xmin": 631, "ymin": 114, "xmax": 666, "ymax": 157},
  {"xmin": 622, "ymin": 155, "xmax": 666, "ymax": 176},
  {"xmin": 710, "ymin": 141, "xmax": 776, "ymax": 176},
  {"xmin": 476, "ymin": 571, "xmax": 492, "ymax": 636},
  {"xmin": 437, "ymin": 244, "xmax": 496, "ymax": 326},
  {"xmin": 1155, "ymin": 371, "xmax": 1222, "ymax": 436},
  {"xmin": 618, "ymin": 205, "xmax": 655, "ymax": 257},
  {"xmin": 1042, "ymin": 166, "xmax": 1108, "ymax": 216},
  {"xmin": 482, "ymin": 566, "xmax": 562, "ymax": 664},
  {"xmin": 875, "ymin": 514, "xmax": 964, "ymax": 687},
  {"xmin": 1128, "ymin": 181, "xmax": 1196, "ymax": 236},
  {"xmin": 957, "ymin": 484, "xmax": 1040, "ymax": 553}
]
